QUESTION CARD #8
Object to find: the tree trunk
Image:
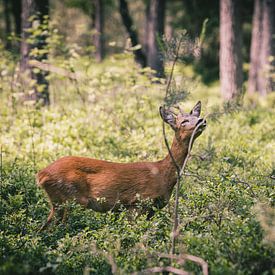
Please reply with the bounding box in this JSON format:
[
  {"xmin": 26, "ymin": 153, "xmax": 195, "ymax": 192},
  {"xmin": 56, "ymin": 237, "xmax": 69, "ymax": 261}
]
[
  {"xmin": 147, "ymin": 0, "xmax": 166, "ymax": 78},
  {"xmin": 219, "ymin": 0, "xmax": 243, "ymax": 101},
  {"xmin": 94, "ymin": 0, "xmax": 105, "ymax": 62},
  {"xmin": 20, "ymin": 0, "xmax": 35, "ymax": 74},
  {"xmin": 3, "ymin": 0, "xmax": 12, "ymax": 50},
  {"xmin": 258, "ymin": 0, "xmax": 275, "ymax": 95},
  {"xmin": 248, "ymin": 0, "xmax": 275, "ymax": 95},
  {"xmin": 35, "ymin": 0, "xmax": 50, "ymax": 105},
  {"xmin": 144, "ymin": 0, "xmax": 150, "ymax": 55},
  {"xmin": 165, "ymin": 13, "xmax": 173, "ymax": 40},
  {"xmin": 248, "ymin": 0, "xmax": 262, "ymax": 95},
  {"xmin": 11, "ymin": 0, "xmax": 22, "ymax": 37},
  {"xmin": 119, "ymin": 0, "xmax": 147, "ymax": 67},
  {"xmin": 20, "ymin": 0, "xmax": 50, "ymax": 105}
]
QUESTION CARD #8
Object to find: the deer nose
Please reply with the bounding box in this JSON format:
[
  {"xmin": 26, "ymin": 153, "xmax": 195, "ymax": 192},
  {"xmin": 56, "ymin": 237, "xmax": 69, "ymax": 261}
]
[
  {"xmin": 197, "ymin": 118, "xmax": 207, "ymax": 128},
  {"xmin": 197, "ymin": 118, "xmax": 204, "ymax": 125}
]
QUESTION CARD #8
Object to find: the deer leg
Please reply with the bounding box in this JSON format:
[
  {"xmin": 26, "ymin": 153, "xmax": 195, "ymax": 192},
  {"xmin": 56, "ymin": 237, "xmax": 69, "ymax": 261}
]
[
  {"xmin": 146, "ymin": 208, "xmax": 155, "ymax": 220},
  {"xmin": 61, "ymin": 207, "xmax": 68, "ymax": 223},
  {"xmin": 55, "ymin": 204, "xmax": 67, "ymax": 224},
  {"xmin": 38, "ymin": 206, "xmax": 55, "ymax": 232}
]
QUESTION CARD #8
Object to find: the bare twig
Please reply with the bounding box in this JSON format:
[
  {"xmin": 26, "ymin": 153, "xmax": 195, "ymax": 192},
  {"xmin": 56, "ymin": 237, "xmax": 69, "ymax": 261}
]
[
  {"xmin": 182, "ymin": 254, "xmax": 208, "ymax": 275},
  {"xmin": 134, "ymin": 252, "xmax": 208, "ymax": 275},
  {"xmin": 106, "ymin": 254, "xmax": 118, "ymax": 275},
  {"xmin": 161, "ymin": 36, "xmax": 184, "ymax": 256},
  {"xmin": 171, "ymin": 116, "xmax": 208, "ymax": 254},
  {"xmin": 183, "ymin": 172, "xmax": 206, "ymax": 183},
  {"xmin": 232, "ymin": 172, "xmax": 256, "ymax": 197},
  {"xmin": 161, "ymin": 34, "xmax": 209, "ymax": 260},
  {"xmin": 162, "ymin": 121, "xmax": 181, "ymax": 174},
  {"xmin": 87, "ymin": 244, "xmax": 120, "ymax": 275},
  {"xmin": 0, "ymin": 146, "xmax": 3, "ymax": 232},
  {"xmin": 29, "ymin": 59, "xmax": 80, "ymax": 80},
  {"xmin": 165, "ymin": 36, "xmax": 183, "ymax": 99},
  {"xmin": 162, "ymin": 35, "xmax": 184, "ymax": 175},
  {"xmin": 133, "ymin": 266, "xmax": 188, "ymax": 275},
  {"xmin": 159, "ymin": 253, "xmax": 208, "ymax": 275}
]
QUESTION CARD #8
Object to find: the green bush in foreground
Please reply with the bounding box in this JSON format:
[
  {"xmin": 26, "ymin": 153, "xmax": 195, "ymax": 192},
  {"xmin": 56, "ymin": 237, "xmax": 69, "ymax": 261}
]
[{"xmin": 0, "ymin": 52, "xmax": 274, "ymax": 274}]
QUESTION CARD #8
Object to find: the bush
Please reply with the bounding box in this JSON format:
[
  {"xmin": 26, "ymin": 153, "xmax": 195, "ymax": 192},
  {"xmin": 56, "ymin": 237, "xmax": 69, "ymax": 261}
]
[{"xmin": 0, "ymin": 47, "xmax": 274, "ymax": 274}]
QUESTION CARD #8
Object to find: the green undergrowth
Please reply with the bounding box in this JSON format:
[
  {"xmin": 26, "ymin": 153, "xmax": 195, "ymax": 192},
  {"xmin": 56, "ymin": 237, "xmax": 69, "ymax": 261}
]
[{"xmin": 0, "ymin": 52, "xmax": 274, "ymax": 274}]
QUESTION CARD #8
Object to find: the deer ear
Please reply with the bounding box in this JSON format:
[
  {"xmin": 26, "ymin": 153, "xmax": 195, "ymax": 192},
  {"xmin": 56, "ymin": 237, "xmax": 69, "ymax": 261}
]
[
  {"xmin": 159, "ymin": 106, "xmax": 177, "ymax": 130},
  {"xmin": 190, "ymin": 101, "xmax": 201, "ymax": 117}
]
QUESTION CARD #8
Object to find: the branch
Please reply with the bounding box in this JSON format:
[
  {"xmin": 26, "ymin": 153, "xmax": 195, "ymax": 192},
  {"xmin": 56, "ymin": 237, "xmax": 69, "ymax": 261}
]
[
  {"xmin": 159, "ymin": 253, "xmax": 208, "ymax": 275},
  {"xmin": 162, "ymin": 35, "xmax": 184, "ymax": 175},
  {"xmin": 171, "ymin": 116, "xmax": 207, "ymax": 254},
  {"xmin": 28, "ymin": 60, "xmax": 80, "ymax": 80},
  {"xmin": 133, "ymin": 266, "xmax": 188, "ymax": 275},
  {"xmin": 134, "ymin": 253, "xmax": 208, "ymax": 275}
]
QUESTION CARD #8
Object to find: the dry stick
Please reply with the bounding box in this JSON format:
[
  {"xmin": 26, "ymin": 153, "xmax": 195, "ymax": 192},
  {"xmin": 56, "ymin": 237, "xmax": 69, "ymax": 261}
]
[
  {"xmin": 135, "ymin": 251, "xmax": 209, "ymax": 275},
  {"xmin": 29, "ymin": 60, "xmax": 86, "ymax": 104},
  {"xmin": 162, "ymin": 35, "xmax": 184, "ymax": 175},
  {"xmin": 133, "ymin": 266, "xmax": 188, "ymax": 275},
  {"xmin": 159, "ymin": 253, "xmax": 208, "ymax": 275},
  {"xmin": 161, "ymin": 34, "xmax": 199, "ymax": 257},
  {"xmin": 165, "ymin": 36, "xmax": 183, "ymax": 98},
  {"xmin": 171, "ymin": 117, "xmax": 207, "ymax": 255},
  {"xmin": 161, "ymin": 32, "xmax": 207, "ymax": 256},
  {"xmin": 161, "ymin": 34, "xmax": 210, "ymax": 272},
  {"xmin": 0, "ymin": 146, "xmax": 3, "ymax": 231},
  {"xmin": 28, "ymin": 60, "xmax": 80, "ymax": 80}
]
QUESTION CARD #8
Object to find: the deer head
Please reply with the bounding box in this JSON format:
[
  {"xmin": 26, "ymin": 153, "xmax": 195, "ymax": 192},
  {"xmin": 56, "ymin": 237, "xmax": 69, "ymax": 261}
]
[{"xmin": 159, "ymin": 101, "xmax": 207, "ymax": 142}]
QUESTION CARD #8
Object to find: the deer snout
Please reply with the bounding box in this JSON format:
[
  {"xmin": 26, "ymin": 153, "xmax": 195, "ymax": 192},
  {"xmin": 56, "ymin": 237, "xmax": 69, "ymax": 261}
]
[{"xmin": 197, "ymin": 118, "xmax": 206, "ymax": 126}]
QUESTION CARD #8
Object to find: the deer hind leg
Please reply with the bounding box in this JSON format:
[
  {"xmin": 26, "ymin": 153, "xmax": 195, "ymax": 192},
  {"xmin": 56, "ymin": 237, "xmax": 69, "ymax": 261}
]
[
  {"xmin": 55, "ymin": 204, "xmax": 68, "ymax": 223},
  {"xmin": 61, "ymin": 207, "xmax": 68, "ymax": 223},
  {"xmin": 146, "ymin": 208, "xmax": 155, "ymax": 220},
  {"xmin": 38, "ymin": 204, "xmax": 56, "ymax": 232},
  {"xmin": 39, "ymin": 182, "xmax": 66, "ymax": 230}
]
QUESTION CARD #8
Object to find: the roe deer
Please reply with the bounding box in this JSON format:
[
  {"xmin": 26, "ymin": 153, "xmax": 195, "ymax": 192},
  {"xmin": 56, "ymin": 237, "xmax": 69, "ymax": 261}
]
[{"xmin": 37, "ymin": 101, "xmax": 206, "ymax": 230}]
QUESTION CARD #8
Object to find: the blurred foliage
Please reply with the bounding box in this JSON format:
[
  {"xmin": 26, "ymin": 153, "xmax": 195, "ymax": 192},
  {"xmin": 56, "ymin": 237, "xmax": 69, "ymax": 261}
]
[
  {"xmin": 0, "ymin": 0, "xmax": 258, "ymax": 84},
  {"xmin": 0, "ymin": 26, "xmax": 275, "ymax": 273}
]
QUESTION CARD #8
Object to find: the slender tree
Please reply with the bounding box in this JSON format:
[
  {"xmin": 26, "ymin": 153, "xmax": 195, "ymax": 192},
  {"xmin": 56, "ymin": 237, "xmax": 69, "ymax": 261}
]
[
  {"xmin": 93, "ymin": 0, "xmax": 105, "ymax": 62},
  {"xmin": 119, "ymin": 0, "xmax": 147, "ymax": 67},
  {"xmin": 119, "ymin": 0, "xmax": 166, "ymax": 76},
  {"xmin": 248, "ymin": 0, "xmax": 275, "ymax": 95},
  {"xmin": 20, "ymin": 0, "xmax": 35, "ymax": 74},
  {"xmin": 219, "ymin": 0, "xmax": 243, "ymax": 101},
  {"xmin": 20, "ymin": 0, "xmax": 50, "ymax": 105},
  {"xmin": 3, "ymin": 0, "xmax": 12, "ymax": 50},
  {"xmin": 144, "ymin": 0, "xmax": 150, "ymax": 56},
  {"xmin": 2, "ymin": 0, "xmax": 22, "ymax": 51},
  {"xmin": 11, "ymin": 0, "xmax": 22, "ymax": 37},
  {"xmin": 147, "ymin": 0, "xmax": 166, "ymax": 77},
  {"xmin": 248, "ymin": 0, "xmax": 262, "ymax": 95}
]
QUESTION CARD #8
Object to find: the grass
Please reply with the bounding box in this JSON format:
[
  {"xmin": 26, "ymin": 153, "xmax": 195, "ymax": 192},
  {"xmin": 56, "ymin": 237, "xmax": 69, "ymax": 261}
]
[{"xmin": 0, "ymin": 52, "xmax": 274, "ymax": 274}]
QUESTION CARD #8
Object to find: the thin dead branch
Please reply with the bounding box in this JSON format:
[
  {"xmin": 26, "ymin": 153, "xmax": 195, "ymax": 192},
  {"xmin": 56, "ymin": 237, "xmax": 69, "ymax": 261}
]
[
  {"xmin": 133, "ymin": 266, "xmax": 188, "ymax": 275},
  {"xmin": 171, "ymin": 116, "xmax": 207, "ymax": 254},
  {"xmin": 161, "ymin": 34, "xmax": 209, "ymax": 262},
  {"xmin": 159, "ymin": 253, "xmax": 208, "ymax": 275},
  {"xmin": 134, "ymin": 252, "xmax": 208, "ymax": 275},
  {"xmin": 29, "ymin": 60, "xmax": 81, "ymax": 80}
]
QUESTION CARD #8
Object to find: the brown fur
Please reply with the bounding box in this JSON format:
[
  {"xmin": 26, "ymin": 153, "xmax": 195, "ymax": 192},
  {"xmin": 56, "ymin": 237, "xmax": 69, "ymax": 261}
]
[{"xmin": 37, "ymin": 102, "xmax": 206, "ymax": 230}]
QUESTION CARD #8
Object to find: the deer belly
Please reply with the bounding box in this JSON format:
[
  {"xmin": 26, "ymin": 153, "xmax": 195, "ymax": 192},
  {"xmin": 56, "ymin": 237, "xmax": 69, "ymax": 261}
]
[{"xmin": 87, "ymin": 195, "xmax": 135, "ymax": 212}]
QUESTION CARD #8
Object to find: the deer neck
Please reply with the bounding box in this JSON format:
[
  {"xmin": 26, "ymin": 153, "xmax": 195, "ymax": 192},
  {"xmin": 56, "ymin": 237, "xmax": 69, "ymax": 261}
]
[{"xmin": 161, "ymin": 136, "xmax": 190, "ymax": 187}]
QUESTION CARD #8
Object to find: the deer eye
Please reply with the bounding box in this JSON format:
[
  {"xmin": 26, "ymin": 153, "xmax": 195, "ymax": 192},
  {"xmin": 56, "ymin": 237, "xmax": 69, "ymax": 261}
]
[{"xmin": 181, "ymin": 120, "xmax": 189, "ymax": 126}]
